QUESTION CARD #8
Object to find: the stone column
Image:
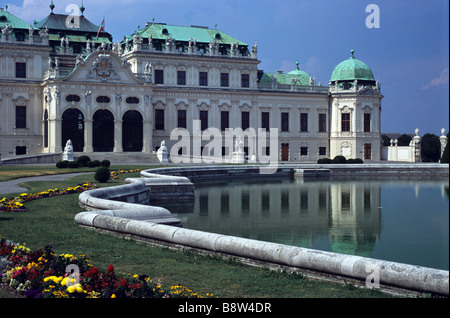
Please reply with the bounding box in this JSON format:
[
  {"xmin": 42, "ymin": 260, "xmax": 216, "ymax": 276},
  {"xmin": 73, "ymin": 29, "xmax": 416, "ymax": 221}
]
[
  {"xmin": 83, "ymin": 119, "xmax": 93, "ymax": 152},
  {"xmin": 113, "ymin": 120, "xmax": 123, "ymax": 152},
  {"xmin": 142, "ymin": 120, "xmax": 153, "ymax": 153},
  {"xmin": 49, "ymin": 118, "xmax": 62, "ymax": 153}
]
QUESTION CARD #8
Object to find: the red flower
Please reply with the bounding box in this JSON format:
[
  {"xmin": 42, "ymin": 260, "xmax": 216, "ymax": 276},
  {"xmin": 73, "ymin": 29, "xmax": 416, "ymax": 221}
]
[
  {"xmin": 119, "ymin": 278, "xmax": 128, "ymax": 287},
  {"xmin": 107, "ymin": 264, "xmax": 114, "ymax": 273}
]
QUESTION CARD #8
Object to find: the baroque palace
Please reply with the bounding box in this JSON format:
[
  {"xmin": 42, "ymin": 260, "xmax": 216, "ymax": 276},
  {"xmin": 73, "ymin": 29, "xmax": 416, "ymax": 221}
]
[{"xmin": 0, "ymin": 3, "xmax": 384, "ymax": 163}]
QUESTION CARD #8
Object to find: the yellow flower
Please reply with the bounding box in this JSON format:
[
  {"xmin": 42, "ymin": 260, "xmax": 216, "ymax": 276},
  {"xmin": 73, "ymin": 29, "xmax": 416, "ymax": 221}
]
[{"xmin": 111, "ymin": 294, "xmax": 116, "ymax": 298}]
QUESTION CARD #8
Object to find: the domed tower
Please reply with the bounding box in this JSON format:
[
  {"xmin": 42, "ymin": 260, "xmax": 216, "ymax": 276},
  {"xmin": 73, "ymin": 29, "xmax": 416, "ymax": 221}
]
[{"xmin": 329, "ymin": 50, "xmax": 383, "ymax": 161}]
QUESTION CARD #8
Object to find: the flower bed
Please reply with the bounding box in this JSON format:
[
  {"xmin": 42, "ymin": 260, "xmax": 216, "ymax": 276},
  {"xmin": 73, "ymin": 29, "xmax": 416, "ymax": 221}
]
[
  {"xmin": 1, "ymin": 169, "xmax": 143, "ymax": 212},
  {"xmin": 0, "ymin": 182, "xmax": 97, "ymax": 213},
  {"xmin": 0, "ymin": 237, "xmax": 212, "ymax": 298}
]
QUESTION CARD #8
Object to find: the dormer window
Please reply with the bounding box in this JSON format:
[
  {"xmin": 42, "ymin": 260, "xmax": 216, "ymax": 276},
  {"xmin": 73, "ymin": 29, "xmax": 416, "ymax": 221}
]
[
  {"xmin": 162, "ymin": 28, "xmax": 168, "ymax": 35},
  {"xmin": 0, "ymin": 16, "xmax": 7, "ymax": 22},
  {"xmin": 15, "ymin": 32, "xmax": 25, "ymax": 41},
  {"xmin": 215, "ymin": 33, "xmax": 221, "ymax": 40}
]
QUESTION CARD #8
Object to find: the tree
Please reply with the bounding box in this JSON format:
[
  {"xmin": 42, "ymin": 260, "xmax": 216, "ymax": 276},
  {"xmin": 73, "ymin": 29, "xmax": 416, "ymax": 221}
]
[
  {"xmin": 397, "ymin": 134, "xmax": 412, "ymax": 146},
  {"xmin": 421, "ymin": 133, "xmax": 441, "ymax": 162},
  {"xmin": 381, "ymin": 135, "xmax": 391, "ymax": 146}
]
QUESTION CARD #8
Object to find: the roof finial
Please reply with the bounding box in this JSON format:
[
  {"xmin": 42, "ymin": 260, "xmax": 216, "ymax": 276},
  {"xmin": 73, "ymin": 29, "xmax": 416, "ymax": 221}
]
[
  {"xmin": 5, "ymin": 4, "xmax": 8, "ymax": 11},
  {"xmin": 80, "ymin": 1, "xmax": 85, "ymax": 16},
  {"xmin": 49, "ymin": 0, "xmax": 55, "ymax": 13},
  {"xmin": 350, "ymin": 49, "xmax": 355, "ymax": 59},
  {"xmin": 296, "ymin": 61, "xmax": 300, "ymax": 70}
]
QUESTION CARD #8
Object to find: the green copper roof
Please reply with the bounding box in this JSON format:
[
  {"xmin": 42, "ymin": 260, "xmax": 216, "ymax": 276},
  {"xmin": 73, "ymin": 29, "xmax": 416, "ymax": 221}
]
[
  {"xmin": 259, "ymin": 62, "xmax": 311, "ymax": 86},
  {"xmin": 126, "ymin": 22, "xmax": 248, "ymax": 46},
  {"xmin": 0, "ymin": 9, "xmax": 35, "ymax": 30},
  {"xmin": 34, "ymin": 13, "xmax": 102, "ymax": 33},
  {"xmin": 330, "ymin": 50, "xmax": 375, "ymax": 82}
]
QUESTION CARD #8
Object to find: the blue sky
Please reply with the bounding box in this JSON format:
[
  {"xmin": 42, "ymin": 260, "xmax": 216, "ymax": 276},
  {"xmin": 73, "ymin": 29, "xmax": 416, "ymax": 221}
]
[{"xmin": 4, "ymin": 0, "xmax": 449, "ymax": 135}]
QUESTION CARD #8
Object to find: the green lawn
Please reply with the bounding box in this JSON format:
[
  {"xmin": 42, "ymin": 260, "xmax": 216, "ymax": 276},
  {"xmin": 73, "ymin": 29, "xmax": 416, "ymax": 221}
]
[{"xmin": 0, "ymin": 167, "xmax": 394, "ymax": 298}]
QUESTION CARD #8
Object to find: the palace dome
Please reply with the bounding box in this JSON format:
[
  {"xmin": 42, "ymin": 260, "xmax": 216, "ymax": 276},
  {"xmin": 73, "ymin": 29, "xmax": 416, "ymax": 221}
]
[{"xmin": 330, "ymin": 50, "xmax": 375, "ymax": 83}]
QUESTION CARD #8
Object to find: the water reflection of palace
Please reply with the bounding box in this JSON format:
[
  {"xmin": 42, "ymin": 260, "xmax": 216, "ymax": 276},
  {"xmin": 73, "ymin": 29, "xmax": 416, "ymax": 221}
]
[{"xmin": 169, "ymin": 179, "xmax": 382, "ymax": 257}]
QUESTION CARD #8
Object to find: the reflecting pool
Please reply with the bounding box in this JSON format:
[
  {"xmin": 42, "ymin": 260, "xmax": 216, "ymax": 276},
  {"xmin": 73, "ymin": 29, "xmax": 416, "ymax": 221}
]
[{"xmin": 161, "ymin": 177, "xmax": 449, "ymax": 270}]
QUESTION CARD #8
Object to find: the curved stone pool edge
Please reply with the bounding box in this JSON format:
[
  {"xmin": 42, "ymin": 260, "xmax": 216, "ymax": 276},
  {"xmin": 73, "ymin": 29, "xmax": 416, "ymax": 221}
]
[{"xmin": 76, "ymin": 164, "xmax": 449, "ymax": 296}]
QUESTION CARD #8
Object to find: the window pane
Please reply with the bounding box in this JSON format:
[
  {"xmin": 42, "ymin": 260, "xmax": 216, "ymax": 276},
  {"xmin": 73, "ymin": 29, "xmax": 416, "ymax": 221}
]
[
  {"xmin": 319, "ymin": 114, "xmax": 327, "ymax": 132},
  {"xmin": 241, "ymin": 74, "xmax": 249, "ymax": 87},
  {"xmin": 221, "ymin": 73, "xmax": 229, "ymax": 87},
  {"xmin": 281, "ymin": 112, "xmax": 289, "ymax": 132},
  {"xmin": 177, "ymin": 71, "xmax": 186, "ymax": 85},
  {"xmin": 262, "ymin": 112, "xmax": 270, "ymax": 131},
  {"xmin": 341, "ymin": 113, "xmax": 350, "ymax": 131},
  {"xmin": 300, "ymin": 113, "xmax": 308, "ymax": 132},
  {"xmin": 221, "ymin": 111, "xmax": 229, "ymax": 131},
  {"xmin": 155, "ymin": 70, "xmax": 164, "ymax": 84},
  {"xmin": 15, "ymin": 62, "xmax": 26, "ymax": 78},
  {"xmin": 15, "ymin": 106, "xmax": 26, "ymax": 128},
  {"xmin": 155, "ymin": 109, "xmax": 165, "ymax": 130},
  {"xmin": 241, "ymin": 112, "xmax": 249, "ymax": 130},
  {"xmin": 178, "ymin": 110, "xmax": 186, "ymax": 128},
  {"xmin": 200, "ymin": 110, "xmax": 208, "ymax": 130},
  {"xmin": 199, "ymin": 72, "xmax": 208, "ymax": 86}
]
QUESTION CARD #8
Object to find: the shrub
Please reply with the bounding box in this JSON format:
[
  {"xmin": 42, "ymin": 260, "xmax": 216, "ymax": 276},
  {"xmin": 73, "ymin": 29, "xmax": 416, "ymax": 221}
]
[
  {"xmin": 87, "ymin": 160, "xmax": 101, "ymax": 168},
  {"xmin": 68, "ymin": 161, "xmax": 79, "ymax": 168},
  {"xmin": 317, "ymin": 158, "xmax": 333, "ymax": 164},
  {"xmin": 94, "ymin": 167, "xmax": 110, "ymax": 183},
  {"xmin": 77, "ymin": 155, "xmax": 91, "ymax": 167},
  {"xmin": 101, "ymin": 159, "xmax": 111, "ymax": 167},
  {"xmin": 56, "ymin": 161, "xmax": 69, "ymax": 169},
  {"xmin": 353, "ymin": 158, "xmax": 364, "ymax": 164},
  {"xmin": 332, "ymin": 155, "xmax": 347, "ymax": 164}
]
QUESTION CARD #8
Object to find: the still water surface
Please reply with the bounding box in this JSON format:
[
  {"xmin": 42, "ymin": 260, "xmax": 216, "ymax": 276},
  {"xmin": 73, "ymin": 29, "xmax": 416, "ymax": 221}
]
[{"xmin": 161, "ymin": 177, "xmax": 449, "ymax": 270}]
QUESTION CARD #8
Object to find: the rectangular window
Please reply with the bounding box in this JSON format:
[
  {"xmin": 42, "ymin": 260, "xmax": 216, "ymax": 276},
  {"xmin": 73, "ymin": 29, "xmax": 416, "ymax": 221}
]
[
  {"xmin": 319, "ymin": 147, "xmax": 327, "ymax": 156},
  {"xmin": 300, "ymin": 113, "xmax": 308, "ymax": 132},
  {"xmin": 199, "ymin": 72, "xmax": 208, "ymax": 86},
  {"xmin": 177, "ymin": 71, "xmax": 186, "ymax": 85},
  {"xmin": 300, "ymin": 147, "xmax": 308, "ymax": 156},
  {"xmin": 261, "ymin": 112, "xmax": 270, "ymax": 131},
  {"xmin": 319, "ymin": 113, "xmax": 327, "ymax": 132},
  {"xmin": 15, "ymin": 106, "xmax": 26, "ymax": 128},
  {"xmin": 241, "ymin": 111, "xmax": 250, "ymax": 131},
  {"xmin": 281, "ymin": 112, "xmax": 289, "ymax": 132},
  {"xmin": 155, "ymin": 109, "xmax": 165, "ymax": 130},
  {"xmin": 364, "ymin": 113, "xmax": 371, "ymax": 132},
  {"xmin": 221, "ymin": 73, "xmax": 229, "ymax": 87},
  {"xmin": 15, "ymin": 62, "xmax": 26, "ymax": 78},
  {"xmin": 177, "ymin": 110, "xmax": 186, "ymax": 129},
  {"xmin": 221, "ymin": 111, "xmax": 229, "ymax": 131},
  {"xmin": 341, "ymin": 113, "xmax": 350, "ymax": 131},
  {"xmin": 16, "ymin": 146, "xmax": 27, "ymax": 155},
  {"xmin": 200, "ymin": 110, "xmax": 208, "ymax": 131},
  {"xmin": 241, "ymin": 74, "xmax": 250, "ymax": 88},
  {"xmin": 155, "ymin": 69, "xmax": 164, "ymax": 84}
]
